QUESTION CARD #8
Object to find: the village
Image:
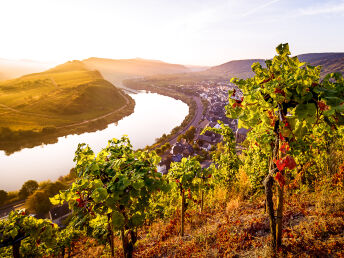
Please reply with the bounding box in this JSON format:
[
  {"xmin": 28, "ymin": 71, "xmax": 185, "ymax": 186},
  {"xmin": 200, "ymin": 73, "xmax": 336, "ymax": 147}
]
[{"xmin": 157, "ymin": 80, "xmax": 248, "ymax": 174}]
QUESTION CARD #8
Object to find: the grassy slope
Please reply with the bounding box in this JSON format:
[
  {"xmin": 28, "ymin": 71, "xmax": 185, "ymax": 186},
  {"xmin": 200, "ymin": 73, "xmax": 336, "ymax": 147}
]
[
  {"xmin": 0, "ymin": 60, "xmax": 128, "ymax": 130},
  {"xmin": 70, "ymin": 186, "xmax": 344, "ymax": 257}
]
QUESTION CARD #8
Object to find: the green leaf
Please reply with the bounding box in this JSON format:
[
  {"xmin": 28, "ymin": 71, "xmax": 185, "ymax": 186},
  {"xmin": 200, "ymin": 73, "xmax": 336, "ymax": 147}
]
[
  {"xmin": 276, "ymin": 43, "xmax": 290, "ymax": 56},
  {"xmin": 105, "ymin": 197, "xmax": 117, "ymax": 209},
  {"xmin": 295, "ymin": 103, "xmax": 316, "ymax": 120},
  {"xmin": 10, "ymin": 228, "xmax": 18, "ymax": 239},
  {"xmin": 112, "ymin": 211, "xmax": 125, "ymax": 230},
  {"xmin": 133, "ymin": 180, "xmax": 145, "ymax": 190},
  {"xmin": 49, "ymin": 195, "xmax": 63, "ymax": 205},
  {"xmin": 91, "ymin": 187, "xmax": 108, "ymax": 203},
  {"xmin": 131, "ymin": 213, "xmax": 144, "ymax": 226}
]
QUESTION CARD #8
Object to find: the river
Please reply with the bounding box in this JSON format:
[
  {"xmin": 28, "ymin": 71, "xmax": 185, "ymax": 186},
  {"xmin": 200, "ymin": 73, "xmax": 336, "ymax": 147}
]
[{"xmin": 0, "ymin": 92, "xmax": 189, "ymax": 191}]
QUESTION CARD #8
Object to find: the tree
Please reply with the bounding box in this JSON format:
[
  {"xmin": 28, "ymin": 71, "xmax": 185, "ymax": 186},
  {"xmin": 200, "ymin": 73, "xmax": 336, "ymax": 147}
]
[
  {"xmin": 168, "ymin": 157, "xmax": 201, "ymax": 236},
  {"xmin": 19, "ymin": 180, "xmax": 38, "ymax": 199},
  {"xmin": 228, "ymin": 43, "xmax": 344, "ymax": 250},
  {"xmin": 44, "ymin": 181, "xmax": 67, "ymax": 196},
  {"xmin": 26, "ymin": 190, "xmax": 51, "ymax": 216},
  {"xmin": 0, "ymin": 190, "xmax": 8, "ymax": 205},
  {"xmin": 51, "ymin": 136, "xmax": 166, "ymax": 258},
  {"xmin": 185, "ymin": 126, "xmax": 196, "ymax": 142}
]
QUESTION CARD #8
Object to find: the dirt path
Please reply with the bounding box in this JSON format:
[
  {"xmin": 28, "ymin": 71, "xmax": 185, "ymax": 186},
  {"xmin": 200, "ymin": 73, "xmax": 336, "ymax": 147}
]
[{"xmin": 0, "ymin": 104, "xmax": 54, "ymax": 118}]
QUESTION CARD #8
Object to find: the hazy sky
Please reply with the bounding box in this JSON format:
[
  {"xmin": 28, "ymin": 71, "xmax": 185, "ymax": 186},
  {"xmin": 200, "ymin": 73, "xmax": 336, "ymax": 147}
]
[{"xmin": 1, "ymin": 0, "xmax": 343, "ymax": 66}]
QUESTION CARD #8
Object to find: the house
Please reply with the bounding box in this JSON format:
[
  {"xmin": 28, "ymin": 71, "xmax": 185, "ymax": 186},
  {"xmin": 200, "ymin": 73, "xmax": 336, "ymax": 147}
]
[
  {"xmin": 171, "ymin": 141, "xmax": 194, "ymax": 157},
  {"xmin": 172, "ymin": 154, "xmax": 183, "ymax": 162},
  {"xmin": 182, "ymin": 144, "xmax": 194, "ymax": 157},
  {"xmin": 197, "ymin": 134, "xmax": 212, "ymax": 144},
  {"xmin": 170, "ymin": 142, "xmax": 184, "ymax": 155},
  {"xmin": 201, "ymin": 142, "xmax": 212, "ymax": 151},
  {"xmin": 157, "ymin": 164, "xmax": 167, "ymax": 175},
  {"xmin": 236, "ymin": 128, "xmax": 249, "ymax": 143},
  {"xmin": 49, "ymin": 203, "xmax": 71, "ymax": 227}
]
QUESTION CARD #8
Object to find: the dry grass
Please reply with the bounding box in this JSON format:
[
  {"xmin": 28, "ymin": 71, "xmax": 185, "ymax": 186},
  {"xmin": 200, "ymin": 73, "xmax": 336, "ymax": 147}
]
[{"xmin": 70, "ymin": 183, "xmax": 344, "ymax": 257}]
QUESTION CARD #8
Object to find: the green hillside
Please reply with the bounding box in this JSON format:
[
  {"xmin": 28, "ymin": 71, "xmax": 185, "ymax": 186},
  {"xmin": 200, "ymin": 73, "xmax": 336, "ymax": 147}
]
[
  {"xmin": 0, "ymin": 60, "xmax": 130, "ymax": 130},
  {"xmin": 0, "ymin": 60, "xmax": 135, "ymax": 153}
]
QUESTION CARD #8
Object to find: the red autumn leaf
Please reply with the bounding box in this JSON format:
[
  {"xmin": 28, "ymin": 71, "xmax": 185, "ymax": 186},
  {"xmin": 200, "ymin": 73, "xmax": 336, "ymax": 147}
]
[
  {"xmin": 317, "ymin": 101, "xmax": 329, "ymax": 111},
  {"xmin": 275, "ymin": 172, "xmax": 285, "ymax": 188},
  {"xmin": 232, "ymin": 102, "xmax": 242, "ymax": 108},
  {"xmin": 284, "ymin": 155, "xmax": 297, "ymax": 170},
  {"xmin": 274, "ymin": 88, "xmax": 285, "ymax": 96},
  {"xmin": 274, "ymin": 158, "xmax": 286, "ymax": 171},
  {"xmin": 279, "ymin": 133, "xmax": 285, "ymax": 141},
  {"xmin": 274, "ymin": 155, "xmax": 297, "ymax": 171},
  {"xmin": 260, "ymin": 78, "xmax": 271, "ymax": 84},
  {"xmin": 280, "ymin": 142, "xmax": 290, "ymax": 154}
]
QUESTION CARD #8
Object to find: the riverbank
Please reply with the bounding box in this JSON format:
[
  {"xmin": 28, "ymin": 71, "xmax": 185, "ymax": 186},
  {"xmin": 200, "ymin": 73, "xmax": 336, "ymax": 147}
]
[
  {"xmin": 0, "ymin": 90, "xmax": 135, "ymax": 155},
  {"xmin": 123, "ymin": 80, "xmax": 202, "ymax": 149}
]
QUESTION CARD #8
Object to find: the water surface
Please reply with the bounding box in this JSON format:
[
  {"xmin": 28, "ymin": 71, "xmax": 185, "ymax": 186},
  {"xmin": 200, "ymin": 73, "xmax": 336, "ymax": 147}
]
[{"xmin": 0, "ymin": 92, "xmax": 188, "ymax": 191}]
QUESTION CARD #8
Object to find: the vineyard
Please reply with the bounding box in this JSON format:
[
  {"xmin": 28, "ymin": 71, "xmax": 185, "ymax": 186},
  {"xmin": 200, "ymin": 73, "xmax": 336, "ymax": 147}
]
[{"xmin": 1, "ymin": 44, "xmax": 344, "ymax": 257}]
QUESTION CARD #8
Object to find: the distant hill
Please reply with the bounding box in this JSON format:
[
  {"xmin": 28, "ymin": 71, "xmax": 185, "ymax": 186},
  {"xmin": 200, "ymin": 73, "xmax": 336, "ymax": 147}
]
[
  {"xmin": 0, "ymin": 60, "xmax": 130, "ymax": 131},
  {"xmin": 185, "ymin": 65, "xmax": 209, "ymax": 72},
  {"xmin": 83, "ymin": 57, "xmax": 190, "ymax": 87},
  {"xmin": 297, "ymin": 53, "xmax": 344, "ymax": 75},
  {"xmin": 203, "ymin": 53, "xmax": 344, "ymax": 79},
  {"xmin": 0, "ymin": 59, "xmax": 50, "ymax": 81},
  {"xmin": 203, "ymin": 59, "xmax": 265, "ymax": 79}
]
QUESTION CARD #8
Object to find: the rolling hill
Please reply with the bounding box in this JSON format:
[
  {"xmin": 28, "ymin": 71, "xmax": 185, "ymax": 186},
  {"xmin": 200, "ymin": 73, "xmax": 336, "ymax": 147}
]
[
  {"xmin": 298, "ymin": 53, "xmax": 344, "ymax": 75},
  {"xmin": 203, "ymin": 53, "xmax": 344, "ymax": 79},
  {"xmin": 0, "ymin": 60, "xmax": 132, "ymax": 131},
  {"xmin": 83, "ymin": 57, "xmax": 190, "ymax": 87},
  {"xmin": 203, "ymin": 59, "xmax": 265, "ymax": 79}
]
